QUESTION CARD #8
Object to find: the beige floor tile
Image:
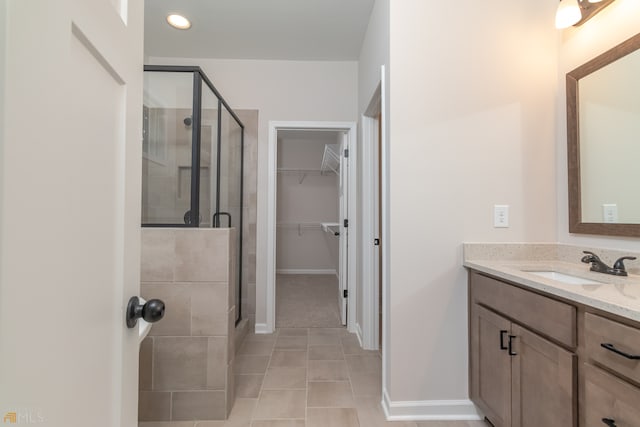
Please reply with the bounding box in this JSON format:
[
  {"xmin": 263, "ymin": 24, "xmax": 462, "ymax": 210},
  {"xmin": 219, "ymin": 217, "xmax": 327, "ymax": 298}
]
[
  {"xmin": 245, "ymin": 333, "xmax": 278, "ymax": 344},
  {"xmin": 262, "ymin": 367, "xmax": 307, "ymax": 389},
  {"xmin": 236, "ymin": 355, "xmax": 270, "ymax": 374},
  {"xmin": 224, "ymin": 398, "xmax": 257, "ymax": 427},
  {"xmin": 269, "ymin": 350, "xmax": 307, "ymax": 368},
  {"xmin": 306, "ymin": 408, "xmax": 360, "ymax": 427},
  {"xmin": 235, "ymin": 375, "xmax": 264, "ymax": 398},
  {"xmin": 345, "ymin": 354, "xmax": 381, "ymax": 375},
  {"xmin": 239, "ymin": 340, "xmax": 275, "ymax": 356},
  {"xmin": 415, "ymin": 423, "xmax": 487, "ymax": 427},
  {"xmin": 139, "ymin": 423, "xmax": 195, "ymax": 427},
  {"xmin": 308, "ymin": 334, "xmax": 341, "ymax": 346},
  {"xmin": 195, "ymin": 422, "xmax": 225, "ymax": 427},
  {"xmin": 308, "ymin": 328, "xmax": 342, "ymax": 336},
  {"xmin": 254, "ymin": 389, "xmax": 307, "ymax": 419},
  {"xmin": 307, "ymin": 381, "xmax": 355, "ymax": 408},
  {"xmin": 350, "ymin": 372, "xmax": 382, "ymax": 397},
  {"xmin": 278, "ymin": 328, "xmax": 309, "ymax": 336},
  {"xmin": 308, "ymin": 345, "xmax": 344, "ymax": 360},
  {"xmin": 354, "ymin": 396, "xmax": 417, "ymax": 427},
  {"xmin": 274, "ymin": 335, "xmax": 308, "ymax": 350},
  {"xmin": 308, "ymin": 360, "xmax": 349, "ymax": 381},
  {"xmin": 251, "ymin": 421, "xmax": 305, "ymax": 427},
  {"xmin": 341, "ymin": 335, "xmax": 364, "ymax": 355}
]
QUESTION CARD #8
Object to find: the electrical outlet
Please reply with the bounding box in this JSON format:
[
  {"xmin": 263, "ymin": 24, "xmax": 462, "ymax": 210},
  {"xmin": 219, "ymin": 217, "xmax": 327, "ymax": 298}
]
[
  {"xmin": 602, "ymin": 204, "xmax": 618, "ymax": 223},
  {"xmin": 494, "ymin": 205, "xmax": 509, "ymax": 228}
]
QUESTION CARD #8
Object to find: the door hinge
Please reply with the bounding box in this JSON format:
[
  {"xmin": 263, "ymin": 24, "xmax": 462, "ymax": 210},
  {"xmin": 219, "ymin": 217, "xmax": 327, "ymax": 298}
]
[
  {"xmin": 344, "ymin": 148, "xmax": 349, "ymax": 158},
  {"xmin": 343, "ymin": 219, "xmax": 348, "ymax": 228},
  {"xmin": 343, "ymin": 290, "xmax": 348, "ymax": 298},
  {"xmin": 374, "ymin": 238, "xmax": 380, "ymax": 246}
]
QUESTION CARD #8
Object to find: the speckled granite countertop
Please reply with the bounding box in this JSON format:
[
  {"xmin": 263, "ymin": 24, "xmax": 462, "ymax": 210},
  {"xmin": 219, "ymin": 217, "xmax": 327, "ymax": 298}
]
[{"xmin": 463, "ymin": 243, "xmax": 640, "ymax": 323}]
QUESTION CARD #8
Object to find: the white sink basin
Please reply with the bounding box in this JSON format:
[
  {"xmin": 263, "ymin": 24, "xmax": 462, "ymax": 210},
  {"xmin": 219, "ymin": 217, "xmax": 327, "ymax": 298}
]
[{"xmin": 526, "ymin": 271, "xmax": 605, "ymax": 286}]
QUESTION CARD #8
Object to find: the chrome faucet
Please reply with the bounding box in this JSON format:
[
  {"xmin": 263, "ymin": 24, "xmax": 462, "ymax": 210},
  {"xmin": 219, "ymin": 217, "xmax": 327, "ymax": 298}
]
[{"xmin": 581, "ymin": 251, "xmax": 637, "ymax": 277}]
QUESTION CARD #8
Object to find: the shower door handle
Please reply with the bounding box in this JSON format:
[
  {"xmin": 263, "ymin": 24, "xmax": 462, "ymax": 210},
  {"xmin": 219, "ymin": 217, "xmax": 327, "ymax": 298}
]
[{"xmin": 213, "ymin": 212, "xmax": 232, "ymax": 228}]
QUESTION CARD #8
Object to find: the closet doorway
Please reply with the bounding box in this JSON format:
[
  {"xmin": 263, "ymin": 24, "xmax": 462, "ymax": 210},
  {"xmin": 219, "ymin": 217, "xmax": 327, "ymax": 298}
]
[{"xmin": 266, "ymin": 122, "xmax": 357, "ymax": 333}]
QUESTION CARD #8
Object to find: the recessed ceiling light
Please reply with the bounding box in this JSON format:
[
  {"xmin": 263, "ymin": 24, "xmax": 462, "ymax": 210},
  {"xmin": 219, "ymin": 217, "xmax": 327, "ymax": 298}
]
[{"xmin": 166, "ymin": 14, "xmax": 191, "ymax": 30}]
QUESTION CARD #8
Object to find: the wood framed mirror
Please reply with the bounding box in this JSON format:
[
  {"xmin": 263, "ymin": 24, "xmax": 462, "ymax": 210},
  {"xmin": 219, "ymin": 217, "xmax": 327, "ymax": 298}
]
[{"xmin": 567, "ymin": 32, "xmax": 640, "ymax": 237}]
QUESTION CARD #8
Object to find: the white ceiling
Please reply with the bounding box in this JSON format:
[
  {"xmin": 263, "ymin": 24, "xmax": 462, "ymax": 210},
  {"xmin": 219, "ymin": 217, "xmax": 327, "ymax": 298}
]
[{"xmin": 144, "ymin": 0, "xmax": 376, "ymax": 61}]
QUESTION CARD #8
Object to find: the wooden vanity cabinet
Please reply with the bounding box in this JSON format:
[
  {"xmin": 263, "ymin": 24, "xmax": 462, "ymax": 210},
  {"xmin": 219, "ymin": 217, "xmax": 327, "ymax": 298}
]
[
  {"xmin": 581, "ymin": 313, "xmax": 640, "ymax": 427},
  {"xmin": 469, "ymin": 271, "xmax": 577, "ymax": 427},
  {"xmin": 470, "ymin": 304, "xmax": 512, "ymax": 426}
]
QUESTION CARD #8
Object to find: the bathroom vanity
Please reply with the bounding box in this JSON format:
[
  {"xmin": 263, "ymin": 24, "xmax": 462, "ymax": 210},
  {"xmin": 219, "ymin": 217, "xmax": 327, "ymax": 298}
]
[{"xmin": 464, "ymin": 244, "xmax": 640, "ymax": 427}]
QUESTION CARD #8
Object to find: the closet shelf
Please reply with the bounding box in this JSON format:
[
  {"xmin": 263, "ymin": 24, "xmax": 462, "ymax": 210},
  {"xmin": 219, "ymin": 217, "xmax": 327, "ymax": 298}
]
[
  {"xmin": 277, "ymin": 222, "xmax": 326, "ymax": 236},
  {"xmin": 320, "ymin": 144, "xmax": 340, "ymax": 175},
  {"xmin": 277, "ymin": 168, "xmax": 325, "ymax": 184},
  {"xmin": 321, "ymin": 222, "xmax": 340, "ymax": 236}
]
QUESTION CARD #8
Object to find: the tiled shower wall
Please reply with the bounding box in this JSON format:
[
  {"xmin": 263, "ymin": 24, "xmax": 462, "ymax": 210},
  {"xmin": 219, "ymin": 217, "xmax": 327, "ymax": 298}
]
[
  {"xmin": 138, "ymin": 228, "xmax": 236, "ymax": 422},
  {"xmin": 236, "ymin": 110, "xmax": 258, "ymax": 331}
]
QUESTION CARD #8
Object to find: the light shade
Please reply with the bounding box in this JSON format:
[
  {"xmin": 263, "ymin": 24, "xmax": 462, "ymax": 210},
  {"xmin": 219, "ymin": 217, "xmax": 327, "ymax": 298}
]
[
  {"xmin": 166, "ymin": 14, "xmax": 191, "ymax": 30},
  {"xmin": 555, "ymin": 0, "xmax": 582, "ymax": 29}
]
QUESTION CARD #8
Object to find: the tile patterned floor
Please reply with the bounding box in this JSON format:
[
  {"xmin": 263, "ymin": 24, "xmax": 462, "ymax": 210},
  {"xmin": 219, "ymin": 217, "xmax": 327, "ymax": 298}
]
[{"xmin": 140, "ymin": 327, "xmax": 486, "ymax": 427}]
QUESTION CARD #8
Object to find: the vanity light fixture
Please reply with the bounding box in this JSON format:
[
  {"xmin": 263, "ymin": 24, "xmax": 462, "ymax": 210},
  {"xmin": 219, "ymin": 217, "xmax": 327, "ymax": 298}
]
[
  {"xmin": 166, "ymin": 14, "xmax": 191, "ymax": 30},
  {"xmin": 555, "ymin": 0, "xmax": 581, "ymax": 29},
  {"xmin": 555, "ymin": 0, "xmax": 616, "ymax": 29}
]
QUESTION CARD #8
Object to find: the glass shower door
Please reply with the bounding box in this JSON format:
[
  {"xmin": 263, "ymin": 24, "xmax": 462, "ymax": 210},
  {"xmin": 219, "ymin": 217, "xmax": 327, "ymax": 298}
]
[
  {"xmin": 141, "ymin": 71, "xmax": 194, "ymax": 225},
  {"xmin": 199, "ymin": 82, "xmax": 219, "ymax": 227},
  {"xmin": 219, "ymin": 106, "xmax": 244, "ymax": 323}
]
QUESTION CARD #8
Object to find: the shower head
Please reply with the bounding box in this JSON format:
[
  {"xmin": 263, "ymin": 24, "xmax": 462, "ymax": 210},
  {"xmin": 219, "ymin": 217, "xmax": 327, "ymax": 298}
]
[{"xmin": 184, "ymin": 116, "xmax": 192, "ymax": 127}]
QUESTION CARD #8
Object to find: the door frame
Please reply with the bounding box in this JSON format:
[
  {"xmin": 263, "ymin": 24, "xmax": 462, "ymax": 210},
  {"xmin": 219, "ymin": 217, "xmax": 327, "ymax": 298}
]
[
  {"xmin": 360, "ymin": 83, "xmax": 382, "ymax": 350},
  {"xmin": 265, "ymin": 121, "xmax": 357, "ymax": 333}
]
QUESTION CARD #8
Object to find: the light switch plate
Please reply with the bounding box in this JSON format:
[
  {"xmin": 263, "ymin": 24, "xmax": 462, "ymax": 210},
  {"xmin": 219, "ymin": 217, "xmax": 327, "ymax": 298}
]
[
  {"xmin": 494, "ymin": 205, "xmax": 509, "ymax": 228},
  {"xmin": 602, "ymin": 204, "xmax": 618, "ymax": 223}
]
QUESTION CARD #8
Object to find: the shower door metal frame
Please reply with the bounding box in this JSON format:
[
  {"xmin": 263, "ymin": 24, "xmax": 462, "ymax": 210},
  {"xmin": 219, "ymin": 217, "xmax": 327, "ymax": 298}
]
[{"xmin": 142, "ymin": 65, "xmax": 245, "ymax": 324}]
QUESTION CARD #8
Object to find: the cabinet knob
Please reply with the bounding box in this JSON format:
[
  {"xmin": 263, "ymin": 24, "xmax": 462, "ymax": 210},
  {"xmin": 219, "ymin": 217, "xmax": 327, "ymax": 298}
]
[{"xmin": 602, "ymin": 418, "xmax": 617, "ymax": 427}]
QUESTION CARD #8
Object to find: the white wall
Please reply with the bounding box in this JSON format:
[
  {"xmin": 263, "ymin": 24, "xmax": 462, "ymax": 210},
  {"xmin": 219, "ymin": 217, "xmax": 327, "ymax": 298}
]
[
  {"xmin": 358, "ymin": 0, "xmax": 390, "ymax": 114},
  {"xmin": 148, "ymin": 57, "xmax": 358, "ymax": 327},
  {"xmin": 556, "ymin": 0, "xmax": 640, "ymax": 248},
  {"xmin": 387, "ymin": 0, "xmax": 558, "ymax": 408},
  {"xmin": 0, "ymin": 0, "xmax": 5, "ymax": 266},
  {"xmin": 276, "ymin": 134, "xmax": 339, "ymax": 272},
  {"xmin": 356, "ymin": 0, "xmax": 390, "ymax": 383}
]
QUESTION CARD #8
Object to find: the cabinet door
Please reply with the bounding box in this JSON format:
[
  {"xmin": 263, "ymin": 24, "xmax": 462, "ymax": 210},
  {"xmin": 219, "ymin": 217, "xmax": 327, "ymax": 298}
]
[
  {"xmin": 470, "ymin": 304, "xmax": 512, "ymax": 427},
  {"xmin": 582, "ymin": 363, "xmax": 640, "ymax": 427},
  {"xmin": 511, "ymin": 325, "xmax": 577, "ymax": 427}
]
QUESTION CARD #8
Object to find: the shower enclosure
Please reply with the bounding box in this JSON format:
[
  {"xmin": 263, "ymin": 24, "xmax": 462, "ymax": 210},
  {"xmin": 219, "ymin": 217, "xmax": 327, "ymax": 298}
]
[{"xmin": 142, "ymin": 65, "xmax": 244, "ymax": 323}]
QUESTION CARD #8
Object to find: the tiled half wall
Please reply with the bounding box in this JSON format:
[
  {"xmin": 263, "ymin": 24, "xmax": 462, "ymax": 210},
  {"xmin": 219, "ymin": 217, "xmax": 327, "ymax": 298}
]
[{"xmin": 138, "ymin": 228, "xmax": 237, "ymax": 422}]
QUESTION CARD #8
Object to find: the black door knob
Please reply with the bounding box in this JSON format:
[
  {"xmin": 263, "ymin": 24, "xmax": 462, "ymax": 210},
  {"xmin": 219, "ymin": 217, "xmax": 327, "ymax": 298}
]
[{"xmin": 126, "ymin": 296, "xmax": 165, "ymax": 328}]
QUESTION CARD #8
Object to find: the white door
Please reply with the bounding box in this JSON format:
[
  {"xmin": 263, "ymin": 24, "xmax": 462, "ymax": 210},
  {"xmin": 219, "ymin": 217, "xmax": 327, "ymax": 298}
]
[
  {"xmin": 0, "ymin": 1, "xmax": 143, "ymax": 427},
  {"xmin": 338, "ymin": 132, "xmax": 349, "ymax": 326}
]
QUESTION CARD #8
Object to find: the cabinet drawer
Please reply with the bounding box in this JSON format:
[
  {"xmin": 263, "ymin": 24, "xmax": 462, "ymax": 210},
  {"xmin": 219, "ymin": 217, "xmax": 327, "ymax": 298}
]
[
  {"xmin": 471, "ymin": 272, "xmax": 576, "ymax": 347},
  {"xmin": 585, "ymin": 313, "xmax": 640, "ymax": 385},
  {"xmin": 583, "ymin": 363, "xmax": 640, "ymax": 427}
]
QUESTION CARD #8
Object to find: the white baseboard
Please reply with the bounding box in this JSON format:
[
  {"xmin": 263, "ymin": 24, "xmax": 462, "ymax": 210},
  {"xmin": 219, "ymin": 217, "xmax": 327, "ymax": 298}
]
[
  {"xmin": 382, "ymin": 389, "xmax": 482, "ymax": 421},
  {"xmin": 276, "ymin": 269, "xmax": 337, "ymax": 275},
  {"xmin": 254, "ymin": 323, "xmax": 273, "ymax": 334}
]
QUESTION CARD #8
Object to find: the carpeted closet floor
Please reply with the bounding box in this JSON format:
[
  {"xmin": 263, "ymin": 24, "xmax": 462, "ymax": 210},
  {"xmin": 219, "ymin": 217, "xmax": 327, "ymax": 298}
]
[{"xmin": 276, "ymin": 274, "xmax": 342, "ymax": 328}]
